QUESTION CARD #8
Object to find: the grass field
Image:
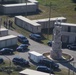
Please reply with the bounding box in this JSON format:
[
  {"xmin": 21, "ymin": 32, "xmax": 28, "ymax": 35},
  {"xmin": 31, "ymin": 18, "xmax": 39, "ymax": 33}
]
[{"xmin": 28, "ymin": 0, "xmax": 76, "ymax": 23}]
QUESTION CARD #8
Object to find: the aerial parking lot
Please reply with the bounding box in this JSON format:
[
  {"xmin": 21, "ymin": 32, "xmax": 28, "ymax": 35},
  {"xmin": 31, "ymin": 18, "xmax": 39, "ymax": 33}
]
[{"xmin": 0, "ymin": 0, "xmax": 76, "ymax": 75}]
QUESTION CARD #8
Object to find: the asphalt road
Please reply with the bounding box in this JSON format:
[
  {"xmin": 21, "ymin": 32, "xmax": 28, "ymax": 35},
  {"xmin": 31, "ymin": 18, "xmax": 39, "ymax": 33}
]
[{"xmin": 0, "ymin": 29, "xmax": 76, "ymax": 73}]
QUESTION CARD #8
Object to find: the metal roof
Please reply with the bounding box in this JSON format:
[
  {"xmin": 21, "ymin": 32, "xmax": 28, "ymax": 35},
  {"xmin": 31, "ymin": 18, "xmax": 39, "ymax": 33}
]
[
  {"xmin": 55, "ymin": 22, "xmax": 76, "ymax": 27},
  {"xmin": 0, "ymin": 35, "xmax": 17, "ymax": 41},
  {"xmin": 19, "ymin": 69, "xmax": 50, "ymax": 75},
  {"xmin": 15, "ymin": 16, "xmax": 40, "ymax": 26}
]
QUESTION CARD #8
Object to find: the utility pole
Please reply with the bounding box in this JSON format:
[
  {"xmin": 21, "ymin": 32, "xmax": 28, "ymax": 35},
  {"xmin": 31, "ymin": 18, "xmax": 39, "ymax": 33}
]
[
  {"xmin": 25, "ymin": 0, "xmax": 27, "ymax": 17},
  {"xmin": 0, "ymin": 17, "xmax": 2, "ymax": 37},
  {"xmin": 47, "ymin": 2, "xmax": 51, "ymax": 39}
]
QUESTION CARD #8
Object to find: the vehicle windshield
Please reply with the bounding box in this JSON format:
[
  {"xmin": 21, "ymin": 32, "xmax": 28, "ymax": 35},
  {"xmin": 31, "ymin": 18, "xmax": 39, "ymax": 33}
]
[
  {"xmin": 21, "ymin": 58, "xmax": 25, "ymax": 62},
  {"xmin": 35, "ymin": 35, "xmax": 41, "ymax": 38},
  {"xmin": 21, "ymin": 37, "xmax": 26, "ymax": 39}
]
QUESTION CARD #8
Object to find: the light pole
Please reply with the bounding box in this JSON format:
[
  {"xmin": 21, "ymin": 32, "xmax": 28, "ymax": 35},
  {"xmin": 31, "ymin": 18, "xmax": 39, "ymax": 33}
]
[
  {"xmin": 25, "ymin": 0, "xmax": 27, "ymax": 17},
  {"xmin": 0, "ymin": 17, "xmax": 2, "ymax": 36},
  {"xmin": 47, "ymin": 2, "xmax": 52, "ymax": 39}
]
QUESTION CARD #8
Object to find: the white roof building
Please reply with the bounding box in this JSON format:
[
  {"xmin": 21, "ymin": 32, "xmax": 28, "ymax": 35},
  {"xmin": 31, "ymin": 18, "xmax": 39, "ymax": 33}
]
[{"xmin": 19, "ymin": 69, "xmax": 51, "ymax": 75}]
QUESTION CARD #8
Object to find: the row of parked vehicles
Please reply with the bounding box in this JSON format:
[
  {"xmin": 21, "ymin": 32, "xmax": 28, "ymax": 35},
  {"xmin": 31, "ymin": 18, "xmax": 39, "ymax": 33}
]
[
  {"xmin": 36, "ymin": 58, "xmax": 59, "ymax": 74},
  {"xmin": 47, "ymin": 40, "xmax": 76, "ymax": 50},
  {"xmin": 0, "ymin": 56, "xmax": 58, "ymax": 74},
  {"xmin": 18, "ymin": 33, "xmax": 42, "ymax": 44},
  {"xmin": 0, "ymin": 33, "xmax": 42, "ymax": 54},
  {"xmin": 17, "ymin": 34, "xmax": 76, "ymax": 50},
  {"xmin": 0, "ymin": 57, "xmax": 29, "ymax": 67},
  {"xmin": 0, "ymin": 34, "xmax": 58, "ymax": 74}
]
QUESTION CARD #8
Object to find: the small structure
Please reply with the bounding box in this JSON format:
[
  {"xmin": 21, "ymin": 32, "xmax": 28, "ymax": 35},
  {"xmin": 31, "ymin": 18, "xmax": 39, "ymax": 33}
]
[
  {"xmin": 15, "ymin": 16, "xmax": 66, "ymax": 33},
  {"xmin": 2, "ymin": 3, "xmax": 38, "ymax": 14},
  {"xmin": 19, "ymin": 69, "xmax": 51, "ymax": 75},
  {"xmin": 28, "ymin": 51, "xmax": 44, "ymax": 63},
  {"xmin": 0, "ymin": 35, "xmax": 17, "ymax": 48},
  {"xmin": 15, "ymin": 16, "xmax": 41, "ymax": 33},
  {"xmin": 0, "ymin": 28, "xmax": 8, "ymax": 37},
  {"xmin": 33, "ymin": 17, "xmax": 66, "ymax": 29}
]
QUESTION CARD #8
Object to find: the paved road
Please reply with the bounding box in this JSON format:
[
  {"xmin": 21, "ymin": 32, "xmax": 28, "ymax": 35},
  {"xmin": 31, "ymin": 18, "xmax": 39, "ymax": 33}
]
[{"xmin": 0, "ymin": 29, "xmax": 76, "ymax": 73}]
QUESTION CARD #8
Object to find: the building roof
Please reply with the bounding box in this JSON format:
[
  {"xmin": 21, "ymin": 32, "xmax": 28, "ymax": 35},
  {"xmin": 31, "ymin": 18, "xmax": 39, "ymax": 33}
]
[
  {"xmin": 55, "ymin": 22, "xmax": 76, "ymax": 27},
  {"xmin": 28, "ymin": 0, "xmax": 38, "ymax": 3},
  {"xmin": 33, "ymin": 17, "xmax": 66, "ymax": 22},
  {"xmin": 19, "ymin": 69, "xmax": 50, "ymax": 75},
  {"xmin": 0, "ymin": 28, "xmax": 8, "ymax": 31},
  {"xmin": 0, "ymin": 35, "xmax": 17, "ymax": 41},
  {"xmin": 15, "ymin": 16, "xmax": 41, "ymax": 26},
  {"xmin": 2, "ymin": 3, "xmax": 35, "ymax": 7}
]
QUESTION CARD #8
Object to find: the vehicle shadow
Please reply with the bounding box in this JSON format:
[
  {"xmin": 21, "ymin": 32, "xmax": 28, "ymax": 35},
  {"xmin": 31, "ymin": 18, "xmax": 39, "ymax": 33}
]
[
  {"xmin": 59, "ymin": 61, "xmax": 76, "ymax": 73},
  {"xmin": 17, "ymin": 49, "xmax": 30, "ymax": 53}
]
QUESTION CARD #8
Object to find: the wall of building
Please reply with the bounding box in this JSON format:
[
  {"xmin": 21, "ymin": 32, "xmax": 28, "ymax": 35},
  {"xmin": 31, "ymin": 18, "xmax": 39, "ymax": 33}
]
[
  {"xmin": 2, "ymin": 3, "xmax": 38, "ymax": 14},
  {"xmin": 15, "ymin": 16, "xmax": 41, "ymax": 33},
  {"xmin": 54, "ymin": 22, "xmax": 76, "ymax": 44},
  {"xmin": 0, "ymin": 28, "xmax": 8, "ymax": 37},
  {"xmin": 0, "ymin": 35, "xmax": 17, "ymax": 48}
]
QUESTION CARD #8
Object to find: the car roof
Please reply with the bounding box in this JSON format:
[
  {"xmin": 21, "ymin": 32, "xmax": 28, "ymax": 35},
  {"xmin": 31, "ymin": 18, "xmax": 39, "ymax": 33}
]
[
  {"xmin": 14, "ymin": 57, "xmax": 24, "ymax": 59},
  {"xmin": 1, "ymin": 48, "xmax": 12, "ymax": 50},
  {"xmin": 18, "ymin": 35, "xmax": 26, "ymax": 37},
  {"xmin": 42, "ymin": 58, "xmax": 52, "ymax": 62},
  {"xmin": 37, "ymin": 66, "xmax": 48, "ymax": 68},
  {"xmin": 31, "ymin": 33, "xmax": 40, "ymax": 36},
  {"xmin": 20, "ymin": 44, "xmax": 28, "ymax": 46}
]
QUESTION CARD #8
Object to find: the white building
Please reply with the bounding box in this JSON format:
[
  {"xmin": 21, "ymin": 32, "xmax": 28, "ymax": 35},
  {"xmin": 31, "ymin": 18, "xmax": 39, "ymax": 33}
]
[
  {"xmin": 15, "ymin": 16, "xmax": 41, "ymax": 33},
  {"xmin": 19, "ymin": 69, "xmax": 52, "ymax": 75},
  {"xmin": 2, "ymin": 3, "xmax": 38, "ymax": 14},
  {"xmin": 55, "ymin": 22, "xmax": 76, "ymax": 44},
  {"xmin": 0, "ymin": 28, "xmax": 8, "ymax": 37},
  {"xmin": 0, "ymin": 35, "xmax": 17, "ymax": 48},
  {"xmin": 33, "ymin": 17, "xmax": 67, "ymax": 29}
]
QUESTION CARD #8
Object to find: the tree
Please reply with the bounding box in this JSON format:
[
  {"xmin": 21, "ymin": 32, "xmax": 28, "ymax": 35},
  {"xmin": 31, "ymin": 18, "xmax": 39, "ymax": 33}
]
[{"xmin": 72, "ymin": 0, "xmax": 76, "ymax": 3}]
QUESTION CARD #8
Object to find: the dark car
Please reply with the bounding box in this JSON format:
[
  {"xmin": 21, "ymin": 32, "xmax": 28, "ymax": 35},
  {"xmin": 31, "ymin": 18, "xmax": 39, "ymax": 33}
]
[
  {"xmin": 0, "ymin": 58, "xmax": 4, "ymax": 64},
  {"xmin": 29, "ymin": 33, "xmax": 42, "ymax": 41},
  {"xmin": 12, "ymin": 57, "xmax": 29, "ymax": 67},
  {"xmin": 67, "ymin": 43, "xmax": 76, "ymax": 49},
  {"xmin": 47, "ymin": 41, "xmax": 52, "ymax": 46},
  {"xmin": 16, "ymin": 44, "xmax": 29, "ymax": 52},
  {"xmin": 39, "ymin": 59, "xmax": 59, "ymax": 70},
  {"xmin": 18, "ymin": 35, "xmax": 29, "ymax": 44},
  {"xmin": 36, "ymin": 66, "xmax": 54, "ymax": 73},
  {"xmin": 0, "ymin": 48, "xmax": 13, "ymax": 55}
]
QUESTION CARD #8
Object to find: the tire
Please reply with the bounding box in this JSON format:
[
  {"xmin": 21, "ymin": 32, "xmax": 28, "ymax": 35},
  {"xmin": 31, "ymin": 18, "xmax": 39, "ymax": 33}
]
[{"xmin": 69, "ymin": 47, "xmax": 71, "ymax": 49}]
